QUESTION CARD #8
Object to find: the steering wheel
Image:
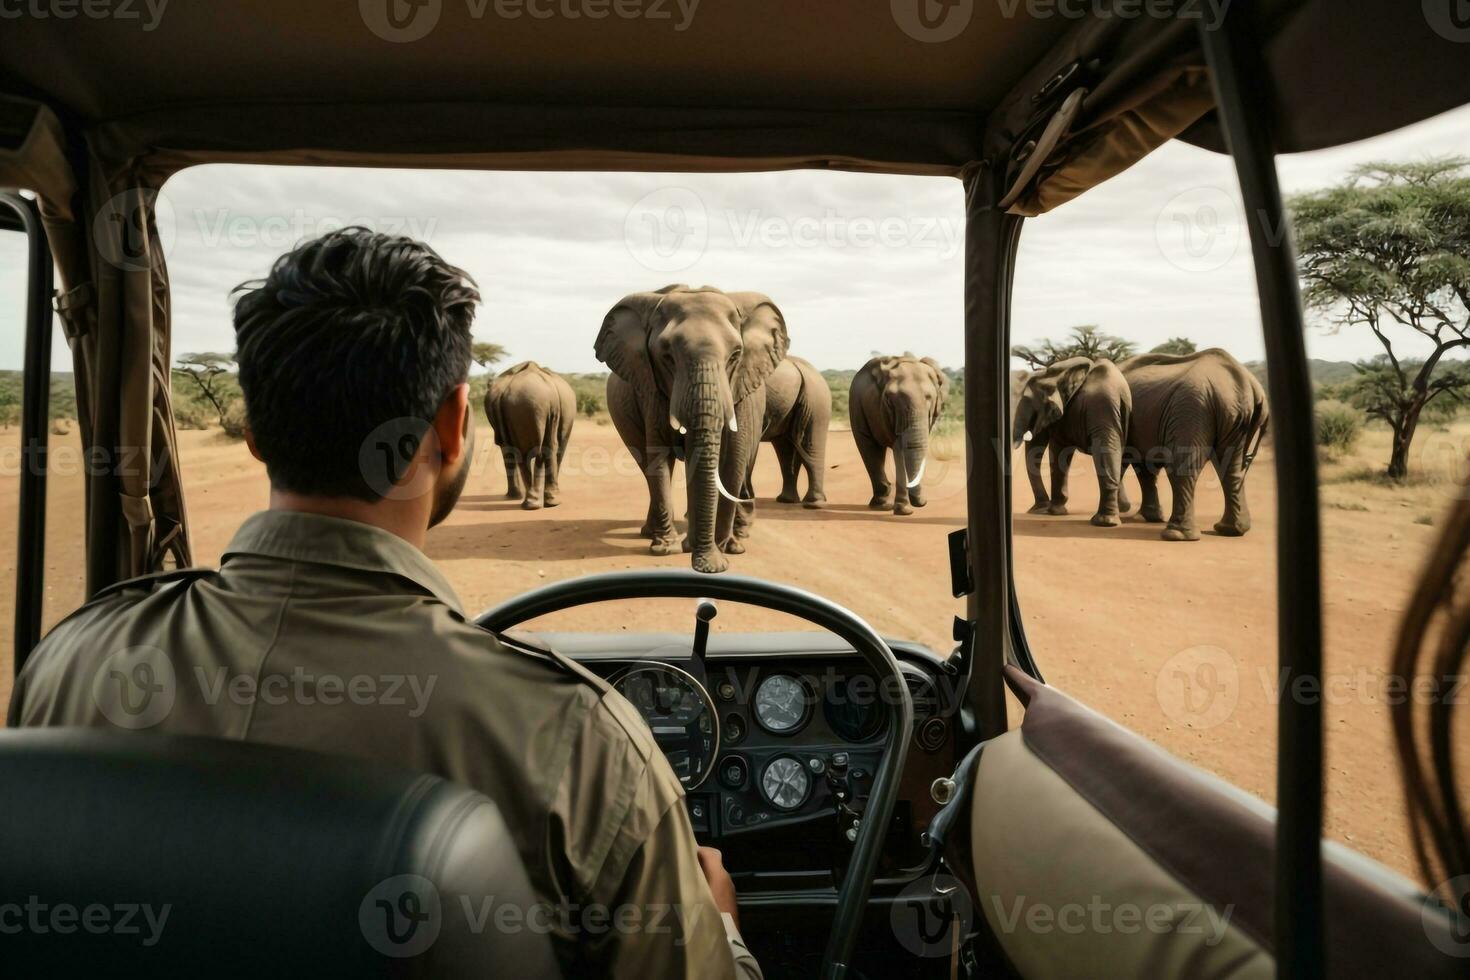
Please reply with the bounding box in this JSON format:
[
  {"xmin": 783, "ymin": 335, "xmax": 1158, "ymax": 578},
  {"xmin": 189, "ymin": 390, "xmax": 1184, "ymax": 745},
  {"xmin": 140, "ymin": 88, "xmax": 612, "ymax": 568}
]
[{"xmin": 477, "ymin": 569, "xmax": 913, "ymax": 980}]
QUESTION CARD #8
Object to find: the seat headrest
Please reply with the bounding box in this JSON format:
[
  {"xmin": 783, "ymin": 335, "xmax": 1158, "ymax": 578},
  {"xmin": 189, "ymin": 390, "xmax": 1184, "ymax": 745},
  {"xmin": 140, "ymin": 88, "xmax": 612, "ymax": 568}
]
[{"xmin": 0, "ymin": 729, "xmax": 561, "ymax": 979}]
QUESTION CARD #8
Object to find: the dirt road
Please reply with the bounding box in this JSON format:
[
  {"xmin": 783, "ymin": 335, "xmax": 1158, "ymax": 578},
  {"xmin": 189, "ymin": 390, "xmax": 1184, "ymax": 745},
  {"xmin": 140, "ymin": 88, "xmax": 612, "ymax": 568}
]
[{"xmin": 1, "ymin": 420, "xmax": 1451, "ymax": 880}]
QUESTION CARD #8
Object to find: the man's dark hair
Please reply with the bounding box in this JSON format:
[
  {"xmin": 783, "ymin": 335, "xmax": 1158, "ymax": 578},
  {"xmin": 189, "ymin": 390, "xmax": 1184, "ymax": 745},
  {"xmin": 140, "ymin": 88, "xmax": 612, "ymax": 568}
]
[{"xmin": 233, "ymin": 227, "xmax": 480, "ymax": 500}]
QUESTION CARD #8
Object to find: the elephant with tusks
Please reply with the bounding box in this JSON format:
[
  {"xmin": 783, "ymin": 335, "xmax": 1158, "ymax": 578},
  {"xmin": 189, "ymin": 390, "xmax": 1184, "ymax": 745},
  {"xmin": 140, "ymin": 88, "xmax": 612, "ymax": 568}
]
[
  {"xmin": 598, "ymin": 285, "xmax": 789, "ymax": 574},
  {"xmin": 849, "ymin": 354, "xmax": 948, "ymax": 516}
]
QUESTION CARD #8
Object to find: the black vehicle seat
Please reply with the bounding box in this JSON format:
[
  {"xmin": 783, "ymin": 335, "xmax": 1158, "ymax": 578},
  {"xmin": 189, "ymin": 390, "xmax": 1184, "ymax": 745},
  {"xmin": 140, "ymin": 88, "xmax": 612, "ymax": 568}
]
[
  {"xmin": 950, "ymin": 666, "xmax": 1465, "ymax": 978},
  {"xmin": 0, "ymin": 729, "xmax": 562, "ymax": 978}
]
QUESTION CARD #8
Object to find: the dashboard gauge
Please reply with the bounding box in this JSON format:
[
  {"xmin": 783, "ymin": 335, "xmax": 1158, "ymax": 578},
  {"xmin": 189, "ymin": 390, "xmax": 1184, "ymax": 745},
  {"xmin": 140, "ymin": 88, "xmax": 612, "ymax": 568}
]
[
  {"xmin": 753, "ymin": 674, "xmax": 810, "ymax": 734},
  {"xmin": 760, "ymin": 756, "xmax": 812, "ymax": 811},
  {"xmin": 612, "ymin": 662, "xmax": 718, "ymax": 789},
  {"xmin": 823, "ymin": 676, "xmax": 886, "ymax": 742}
]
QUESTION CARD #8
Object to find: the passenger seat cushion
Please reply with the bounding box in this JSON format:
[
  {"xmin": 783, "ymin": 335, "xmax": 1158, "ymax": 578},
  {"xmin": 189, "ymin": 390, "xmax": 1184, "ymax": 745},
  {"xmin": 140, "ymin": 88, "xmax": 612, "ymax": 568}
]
[{"xmin": 960, "ymin": 666, "xmax": 1465, "ymax": 979}]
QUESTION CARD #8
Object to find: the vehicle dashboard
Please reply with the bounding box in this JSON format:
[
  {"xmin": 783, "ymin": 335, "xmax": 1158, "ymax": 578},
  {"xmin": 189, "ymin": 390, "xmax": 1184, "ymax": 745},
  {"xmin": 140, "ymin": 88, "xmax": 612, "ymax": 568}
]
[{"xmin": 536, "ymin": 630, "xmax": 966, "ymax": 892}]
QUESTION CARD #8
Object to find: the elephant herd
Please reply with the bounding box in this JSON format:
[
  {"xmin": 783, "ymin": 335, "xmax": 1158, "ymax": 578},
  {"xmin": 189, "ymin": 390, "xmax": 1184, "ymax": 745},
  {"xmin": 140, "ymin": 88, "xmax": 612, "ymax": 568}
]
[
  {"xmin": 1012, "ymin": 348, "xmax": 1270, "ymax": 541},
  {"xmin": 484, "ymin": 284, "xmax": 1270, "ymax": 574},
  {"xmin": 484, "ymin": 284, "xmax": 948, "ymax": 573}
]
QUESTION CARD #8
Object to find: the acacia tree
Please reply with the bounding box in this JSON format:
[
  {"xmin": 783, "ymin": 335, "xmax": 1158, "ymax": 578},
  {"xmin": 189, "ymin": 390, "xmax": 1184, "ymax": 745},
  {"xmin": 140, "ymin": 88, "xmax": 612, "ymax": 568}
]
[
  {"xmin": 1150, "ymin": 337, "xmax": 1197, "ymax": 355},
  {"xmin": 173, "ymin": 353, "xmax": 238, "ymax": 429},
  {"xmin": 471, "ymin": 342, "xmax": 508, "ymax": 369},
  {"xmin": 1012, "ymin": 324, "xmax": 1137, "ymax": 369},
  {"xmin": 1291, "ymin": 157, "xmax": 1470, "ymax": 478}
]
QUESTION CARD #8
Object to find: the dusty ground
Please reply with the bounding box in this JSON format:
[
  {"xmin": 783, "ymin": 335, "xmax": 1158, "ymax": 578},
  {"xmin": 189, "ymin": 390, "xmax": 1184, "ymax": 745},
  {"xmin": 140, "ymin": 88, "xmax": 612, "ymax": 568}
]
[{"xmin": 3, "ymin": 418, "xmax": 1464, "ymax": 881}]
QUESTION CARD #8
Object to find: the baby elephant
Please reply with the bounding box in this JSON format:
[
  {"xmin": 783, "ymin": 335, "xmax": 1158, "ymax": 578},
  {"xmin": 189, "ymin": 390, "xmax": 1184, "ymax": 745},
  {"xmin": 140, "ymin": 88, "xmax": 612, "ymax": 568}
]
[
  {"xmin": 1012, "ymin": 357, "xmax": 1132, "ymax": 527},
  {"xmin": 849, "ymin": 354, "xmax": 948, "ymax": 515},
  {"xmin": 1121, "ymin": 348, "xmax": 1269, "ymax": 541},
  {"xmin": 484, "ymin": 361, "xmax": 576, "ymax": 509}
]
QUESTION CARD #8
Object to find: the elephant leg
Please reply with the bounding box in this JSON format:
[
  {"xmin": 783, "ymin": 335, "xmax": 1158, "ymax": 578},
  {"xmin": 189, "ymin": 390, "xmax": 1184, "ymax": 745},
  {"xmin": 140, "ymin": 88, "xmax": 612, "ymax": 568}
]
[
  {"xmin": 502, "ymin": 447, "xmax": 523, "ymax": 500},
  {"xmin": 1046, "ymin": 444, "xmax": 1072, "ymax": 516},
  {"xmin": 801, "ymin": 419, "xmax": 828, "ymax": 508},
  {"xmin": 643, "ymin": 449, "xmax": 680, "ymax": 555},
  {"xmin": 854, "ymin": 429, "xmax": 891, "ymax": 508},
  {"xmin": 773, "ymin": 438, "xmax": 801, "ymax": 504},
  {"xmin": 523, "ymin": 448, "xmax": 547, "ymax": 511},
  {"xmin": 1134, "ymin": 458, "xmax": 1165, "ymax": 522},
  {"xmin": 892, "ymin": 443, "xmax": 913, "ymax": 516},
  {"xmin": 717, "ymin": 398, "xmax": 762, "ymax": 554},
  {"xmin": 1162, "ymin": 448, "xmax": 1205, "ymax": 541},
  {"xmin": 542, "ymin": 431, "xmax": 562, "ymax": 508},
  {"xmin": 1212, "ymin": 444, "xmax": 1252, "ymax": 536},
  {"xmin": 1024, "ymin": 439, "xmax": 1050, "ymax": 514},
  {"xmin": 734, "ymin": 476, "xmax": 754, "ymax": 540},
  {"xmin": 1090, "ymin": 434, "xmax": 1124, "ymax": 527}
]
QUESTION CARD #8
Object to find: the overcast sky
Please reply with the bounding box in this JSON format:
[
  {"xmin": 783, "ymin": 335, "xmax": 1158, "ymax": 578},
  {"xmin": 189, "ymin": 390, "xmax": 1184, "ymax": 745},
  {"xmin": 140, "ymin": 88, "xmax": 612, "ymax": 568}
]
[{"xmin": 3, "ymin": 103, "xmax": 1468, "ymax": 375}]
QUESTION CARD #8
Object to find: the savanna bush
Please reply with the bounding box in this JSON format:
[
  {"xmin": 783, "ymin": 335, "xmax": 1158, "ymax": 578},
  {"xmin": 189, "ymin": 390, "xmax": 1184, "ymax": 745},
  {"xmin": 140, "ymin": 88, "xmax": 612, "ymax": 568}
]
[{"xmin": 1315, "ymin": 399, "xmax": 1361, "ymax": 457}]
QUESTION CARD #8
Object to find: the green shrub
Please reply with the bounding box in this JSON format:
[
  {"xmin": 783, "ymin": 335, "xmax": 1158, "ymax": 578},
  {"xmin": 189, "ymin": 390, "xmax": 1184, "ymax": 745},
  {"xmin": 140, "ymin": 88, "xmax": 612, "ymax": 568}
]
[
  {"xmin": 576, "ymin": 390, "xmax": 604, "ymax": 417},
  {"xmin": 1315, "ymin": 400, "xmax": 1361, "ymax": 457}
]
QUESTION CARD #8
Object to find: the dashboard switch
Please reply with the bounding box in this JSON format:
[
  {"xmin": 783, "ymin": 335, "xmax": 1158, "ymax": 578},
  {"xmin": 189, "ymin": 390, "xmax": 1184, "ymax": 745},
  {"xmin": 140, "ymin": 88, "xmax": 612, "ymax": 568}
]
[{"xmin": 720, "ymin": 755, "xmax": 748, "ymax": 789}]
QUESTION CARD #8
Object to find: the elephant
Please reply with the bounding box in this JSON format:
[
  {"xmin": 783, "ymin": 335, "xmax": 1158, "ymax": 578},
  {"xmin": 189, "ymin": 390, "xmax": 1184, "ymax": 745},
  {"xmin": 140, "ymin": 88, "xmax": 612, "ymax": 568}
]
[
  {"xmin": 483, "ymin": 361, "xmax": 576, "ymax": 510},
  {"xmin": 748, "ymin": 355, "xmax": 831, "ymax": 509},
  {"xmin": 849, "ymin": 354, "xmax": 949, "ymax": 516},
  {"xmin": 1012, "ymin": 357, "xmax": 1133, "ymax": 527},
  {"xmin": 1120, "ymin": 348, "xmax": 1270, "ymax": 541},
  {"xmin": 597, "ymin": 285, "xmax": 789, "ymax": 574}
]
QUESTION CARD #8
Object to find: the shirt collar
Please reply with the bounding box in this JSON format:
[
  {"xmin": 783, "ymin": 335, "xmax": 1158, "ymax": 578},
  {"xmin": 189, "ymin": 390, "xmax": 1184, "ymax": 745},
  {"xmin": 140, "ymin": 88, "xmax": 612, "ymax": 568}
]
[{"xmin": 222, "ymin": 511, "xmax": 465, "ymax": 615}]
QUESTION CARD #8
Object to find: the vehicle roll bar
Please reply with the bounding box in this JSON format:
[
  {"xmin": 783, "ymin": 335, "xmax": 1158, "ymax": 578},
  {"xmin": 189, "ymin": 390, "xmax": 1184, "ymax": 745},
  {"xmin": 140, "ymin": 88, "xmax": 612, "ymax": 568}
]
[{"xmin": 1198, "ymin": 11, "xmax": 1325, "ymax": 979}]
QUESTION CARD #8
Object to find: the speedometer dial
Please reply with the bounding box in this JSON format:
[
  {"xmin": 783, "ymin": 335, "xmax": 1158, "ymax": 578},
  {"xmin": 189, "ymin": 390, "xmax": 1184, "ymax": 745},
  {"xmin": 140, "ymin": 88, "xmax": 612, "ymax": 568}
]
[
  {"xmin": 760, "ymin": 757, "xmax": 812, "ymax": 811},
  {"xmin": 754, "ymin": 674, "xmax": 810, "ymax": 734},
  {"xmin": 612, "ymin": 662, "xmax": 718, "ymax": 789}
]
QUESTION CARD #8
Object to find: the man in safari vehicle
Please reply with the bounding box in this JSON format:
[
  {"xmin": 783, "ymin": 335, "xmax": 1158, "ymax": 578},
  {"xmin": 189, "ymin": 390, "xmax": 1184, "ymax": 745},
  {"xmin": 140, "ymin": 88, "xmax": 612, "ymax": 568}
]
[{"xmin": 8, "ymin": 227, "xmax": 761, "ymax": 979}]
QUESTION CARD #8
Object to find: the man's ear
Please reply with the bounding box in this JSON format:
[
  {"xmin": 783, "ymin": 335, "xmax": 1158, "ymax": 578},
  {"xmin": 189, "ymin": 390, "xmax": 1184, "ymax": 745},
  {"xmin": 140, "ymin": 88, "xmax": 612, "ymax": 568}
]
[
  {"xmin": 432, "ymin": 383, "xmax": 471, "ymax": 467},
  {"xmin": 244, "ymin": 428, "xmax": 264, "ymax": 463}
]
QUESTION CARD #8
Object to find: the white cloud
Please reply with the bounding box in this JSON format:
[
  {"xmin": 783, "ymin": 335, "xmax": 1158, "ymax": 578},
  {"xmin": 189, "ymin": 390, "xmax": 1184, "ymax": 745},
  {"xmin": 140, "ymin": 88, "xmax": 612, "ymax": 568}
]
[{"xmin": 1, "ymin": 102, "xmax": 1466, "ymax": 375}]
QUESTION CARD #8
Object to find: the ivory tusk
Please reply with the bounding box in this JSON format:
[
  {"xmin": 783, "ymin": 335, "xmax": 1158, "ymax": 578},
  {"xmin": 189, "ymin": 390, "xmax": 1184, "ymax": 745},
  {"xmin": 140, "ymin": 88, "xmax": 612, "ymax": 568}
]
[
  {"xmin": 728, "ymin": 416, "xmax": 738, "ymax": 433},
  {"xmin": 906, "ymin": 458, "xmax": 927, "ymax": 489},
  {"xmin": 1022, "ymin": 430, "xmax": 1033, "ymax": 443},
  {"xmin": 716, "ymin": 469, "xmax": 754, "ymax": 504}
]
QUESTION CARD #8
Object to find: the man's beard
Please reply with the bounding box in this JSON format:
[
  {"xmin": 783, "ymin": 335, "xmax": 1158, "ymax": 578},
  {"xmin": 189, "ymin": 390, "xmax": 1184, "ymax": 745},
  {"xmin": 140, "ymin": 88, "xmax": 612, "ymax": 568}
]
[{"xmin": 428, "ymin": 417, "xmax": 474, "ymax": 528}]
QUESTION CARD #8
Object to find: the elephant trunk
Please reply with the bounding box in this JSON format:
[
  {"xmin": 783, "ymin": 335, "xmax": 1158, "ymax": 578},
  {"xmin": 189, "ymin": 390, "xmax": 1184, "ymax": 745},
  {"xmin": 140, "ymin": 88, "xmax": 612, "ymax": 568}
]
[
  {"xmin": 899, "ymin": 412, "xmax": 929, "ymax": 490},
  {"xmin": 682, "ymin": 360, "xmax": 731, "ymax": 573}
]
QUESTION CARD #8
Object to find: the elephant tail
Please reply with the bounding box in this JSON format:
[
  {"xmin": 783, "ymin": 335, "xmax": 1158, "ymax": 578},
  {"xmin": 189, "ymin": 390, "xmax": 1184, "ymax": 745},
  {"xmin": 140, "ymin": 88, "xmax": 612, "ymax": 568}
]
[
  {"xmin": 1242, "ymin": 391, "xmax": 1269, "ymax": 472},
  {"xmin": 790, "ymin": 358, "xmax": 830, "ymax": 466}
]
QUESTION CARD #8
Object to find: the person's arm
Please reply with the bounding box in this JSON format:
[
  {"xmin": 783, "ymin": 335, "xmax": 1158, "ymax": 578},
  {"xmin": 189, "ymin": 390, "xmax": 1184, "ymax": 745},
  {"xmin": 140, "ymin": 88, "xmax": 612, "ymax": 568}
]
[
  {"xmin": 583, "ymin": 795, "xmax": 762, "ymax": 980},
  {"xmin": 698, "ymin": 846, "xmax": 762, "ymax": 980}
]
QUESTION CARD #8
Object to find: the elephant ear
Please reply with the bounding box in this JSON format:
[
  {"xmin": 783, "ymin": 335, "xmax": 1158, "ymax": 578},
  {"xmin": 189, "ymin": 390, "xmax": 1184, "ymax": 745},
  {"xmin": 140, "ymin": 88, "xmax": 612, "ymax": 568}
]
[
  {"xmin": 727, "ymin": 292, "xmax": 790, "ymax": 404},
  {"xmin": 866, "ymin": 355, "xmax": 897, "ymax": 386},
  {"xmin": 594, "ymin": 292, "xmax": 664, "ymax": 394},
  {"xmin": 921, "ymin": 356, "xmax": 950, "ymax": 422},
  {"xmin": 1050, "ymin": 356, "xmax": 1093, "ymax": 403}
]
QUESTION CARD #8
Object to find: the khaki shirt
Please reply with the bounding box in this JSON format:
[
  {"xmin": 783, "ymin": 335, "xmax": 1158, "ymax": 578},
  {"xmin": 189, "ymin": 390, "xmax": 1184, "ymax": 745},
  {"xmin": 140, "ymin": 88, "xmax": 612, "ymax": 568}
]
[{"xmin": 9, "ymin": 510, "xmax": 760, "ymax": 980}]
